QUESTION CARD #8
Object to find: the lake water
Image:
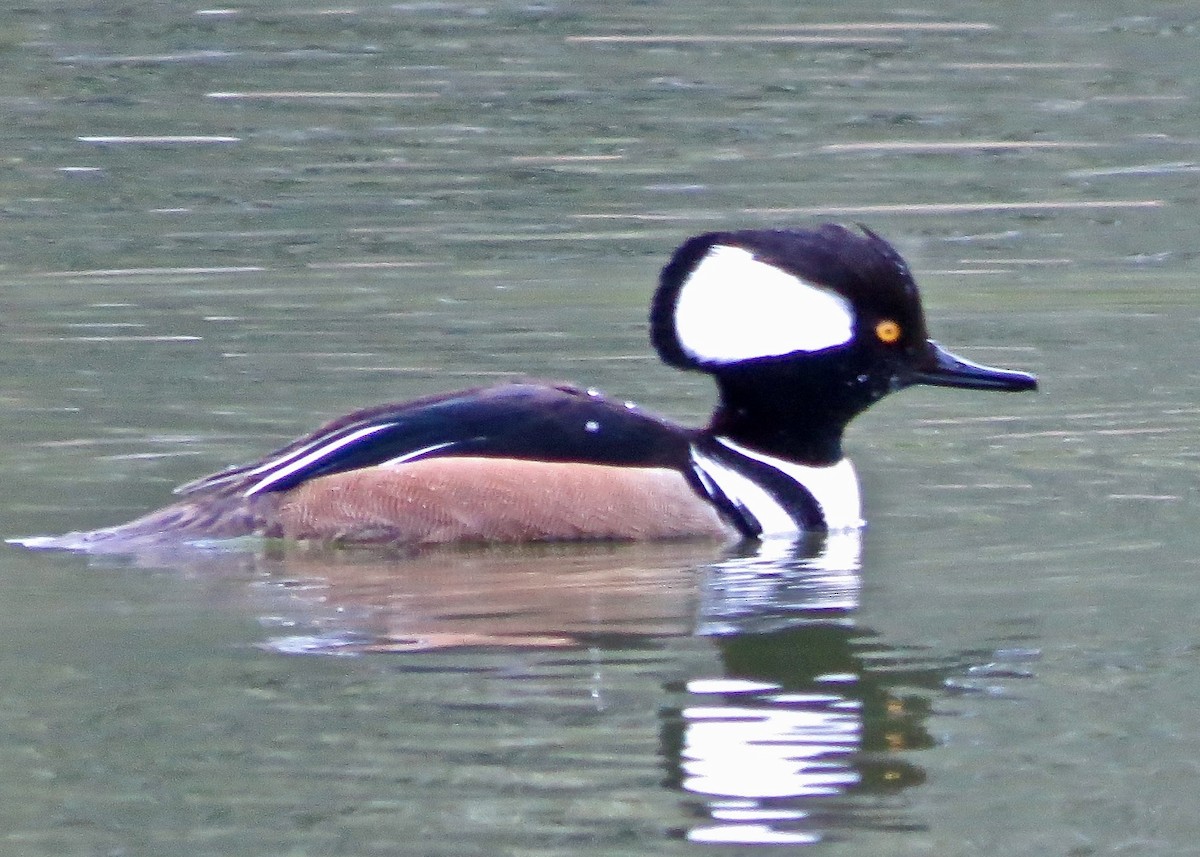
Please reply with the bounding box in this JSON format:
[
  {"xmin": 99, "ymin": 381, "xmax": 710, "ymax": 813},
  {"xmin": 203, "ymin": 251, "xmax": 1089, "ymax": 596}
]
[{"xmin": 3, "ymin": 1, "xmax": 1200, "ymax": 854}]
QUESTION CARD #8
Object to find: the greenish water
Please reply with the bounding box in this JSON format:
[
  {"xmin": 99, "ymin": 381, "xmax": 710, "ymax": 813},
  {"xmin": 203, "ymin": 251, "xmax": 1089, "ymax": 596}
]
[{"xmin": 3, "ymin": 1, "xmax": 1200, "ymax": 854}]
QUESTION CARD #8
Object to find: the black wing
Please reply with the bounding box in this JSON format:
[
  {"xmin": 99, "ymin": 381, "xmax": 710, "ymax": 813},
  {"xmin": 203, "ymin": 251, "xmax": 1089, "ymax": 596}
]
[{"xmin": 175, "ymin": 382, "xmax": 697, "ymax": 498}]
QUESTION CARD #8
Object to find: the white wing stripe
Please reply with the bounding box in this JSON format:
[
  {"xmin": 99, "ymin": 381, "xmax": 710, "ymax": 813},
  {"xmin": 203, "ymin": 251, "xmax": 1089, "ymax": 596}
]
[
  {"xmin": 243, "ymin": 422, "xmax": 397, "ymax": 497},
  {"xmin": 380, "ymin": 440, "xmax": 458, "ymax": 467},
  {"xmin": 240, "ymin": 435, "xmax": 340, "ymax": 478}
]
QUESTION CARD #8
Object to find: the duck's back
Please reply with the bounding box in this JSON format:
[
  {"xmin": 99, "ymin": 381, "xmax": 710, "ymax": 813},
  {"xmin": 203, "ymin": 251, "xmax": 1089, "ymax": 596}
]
[{"xmin": 27, "ymin": 383, "xmax": 734, "ymax": 551}]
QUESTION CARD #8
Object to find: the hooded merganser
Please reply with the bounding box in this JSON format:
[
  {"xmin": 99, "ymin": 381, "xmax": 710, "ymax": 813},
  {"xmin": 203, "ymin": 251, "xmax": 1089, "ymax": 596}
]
[{"xmin": 18, "ymin": 224, "xmax": 1037, "ymax": 551}]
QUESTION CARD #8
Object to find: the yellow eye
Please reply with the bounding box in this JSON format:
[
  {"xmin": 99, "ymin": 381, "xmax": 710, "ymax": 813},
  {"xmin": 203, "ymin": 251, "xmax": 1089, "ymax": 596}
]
[{"xmin": 875, "ymin": 319, "xmax": 902, "ymax": 344}]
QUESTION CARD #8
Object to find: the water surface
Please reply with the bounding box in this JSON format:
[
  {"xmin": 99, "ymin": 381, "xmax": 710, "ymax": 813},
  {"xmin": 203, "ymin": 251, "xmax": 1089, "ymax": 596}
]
[{"xmin": 3, "ymin": 1, "xmax": 1200, "ymax": 854}]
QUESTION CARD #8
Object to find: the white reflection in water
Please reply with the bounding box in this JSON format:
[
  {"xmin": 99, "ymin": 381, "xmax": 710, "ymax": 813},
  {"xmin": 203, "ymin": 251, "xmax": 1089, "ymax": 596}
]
[
  {"xmin": 681, "ymin": 696, "xmax": 862, "ymax": 797},
  {"xmin": 696, "ymin": 529, "xmax": 863, "ymax": 636},
  {"xmin": 690, "ymin": 819, "xmax": 820, "ymax": 846},
  {"xmin": 680, "ymin": 530, "xmax": 871, "ymax": 845}
]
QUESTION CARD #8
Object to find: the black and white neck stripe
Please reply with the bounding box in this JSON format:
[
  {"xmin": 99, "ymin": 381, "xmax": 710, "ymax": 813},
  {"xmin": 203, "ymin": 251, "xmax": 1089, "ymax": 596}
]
[{"xmin": 688, "ymin": 436, "xmax": 863, "ymax": 538}]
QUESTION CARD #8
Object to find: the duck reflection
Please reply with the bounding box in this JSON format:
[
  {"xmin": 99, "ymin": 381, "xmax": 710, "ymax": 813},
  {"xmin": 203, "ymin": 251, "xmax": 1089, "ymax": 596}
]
[
  {"xmin": 84, "ymin": 532, "xmax": 960, "ymax": 845},
  {"xmin": 239, "ymin": 531, "xmax": 944, "ymax": 844},
  {"xmin": 665, "ymin": 532, "xmax": 933, "ymax": 844},
  {"xmin": 251, "ymin": 539, "xmax": 715, "ymax": 652}
]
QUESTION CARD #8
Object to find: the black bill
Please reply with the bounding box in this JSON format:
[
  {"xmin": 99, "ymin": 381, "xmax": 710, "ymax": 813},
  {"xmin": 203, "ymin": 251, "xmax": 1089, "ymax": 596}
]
[{"xmin": 911, "ymin": 341, "xmax": 1038, "ymax": 391}]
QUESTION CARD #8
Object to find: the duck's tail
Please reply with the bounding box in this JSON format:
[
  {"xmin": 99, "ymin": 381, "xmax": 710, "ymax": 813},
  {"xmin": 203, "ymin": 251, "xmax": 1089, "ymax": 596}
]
[{"xmin": 9, "ymin": 490, "xmax": 278, "ymax": 554}]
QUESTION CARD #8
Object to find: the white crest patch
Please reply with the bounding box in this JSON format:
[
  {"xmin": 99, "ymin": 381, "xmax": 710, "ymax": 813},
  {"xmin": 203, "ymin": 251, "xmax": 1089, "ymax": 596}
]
[{"xmin": 673, "ymin": 244, "xmax": 855, "ymax": 365}]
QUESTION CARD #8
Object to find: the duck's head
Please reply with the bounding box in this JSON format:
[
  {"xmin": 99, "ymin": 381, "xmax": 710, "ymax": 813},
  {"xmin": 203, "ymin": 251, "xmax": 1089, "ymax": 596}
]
[{"xmin": 650, "ymin": 223, "xmax": 1037, "ymax": 463}]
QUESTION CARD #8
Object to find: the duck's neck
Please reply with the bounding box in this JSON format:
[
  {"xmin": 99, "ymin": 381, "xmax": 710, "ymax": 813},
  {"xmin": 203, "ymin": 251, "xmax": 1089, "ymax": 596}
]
[{"xmin": 707, "ymin": 372, "xmax": 855, "ymax": 467}]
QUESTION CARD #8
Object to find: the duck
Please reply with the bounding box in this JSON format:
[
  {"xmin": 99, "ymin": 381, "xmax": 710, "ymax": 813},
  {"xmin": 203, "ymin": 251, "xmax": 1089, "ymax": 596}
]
[{"xmin": 19, "ymin": 223, "xmax": 1037, "ymax": 551}]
